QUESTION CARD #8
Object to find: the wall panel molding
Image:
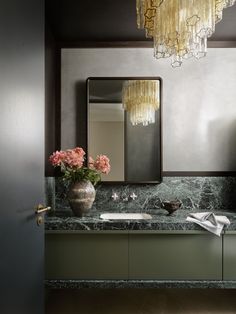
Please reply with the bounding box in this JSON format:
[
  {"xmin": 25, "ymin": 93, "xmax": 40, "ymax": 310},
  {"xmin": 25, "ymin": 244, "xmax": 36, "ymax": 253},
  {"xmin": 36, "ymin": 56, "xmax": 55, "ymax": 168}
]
[{"xmin": 58, "ymin": 41, "xmax": 236, "ymax": 49}]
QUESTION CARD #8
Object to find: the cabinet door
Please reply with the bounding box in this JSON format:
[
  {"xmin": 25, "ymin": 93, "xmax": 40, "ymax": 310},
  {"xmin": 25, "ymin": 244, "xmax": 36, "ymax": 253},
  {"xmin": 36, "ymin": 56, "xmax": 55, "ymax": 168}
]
[
  {"xmin": 45, "ymin": 232, "xmax": 128, "ymax": 279},
  {"xmin": 223, "ymin": 233, "xmax": 236, "ymax": 280},
  {"xmin": 129, "ymin": 232, "xmax": 222, "ymax": 280}
]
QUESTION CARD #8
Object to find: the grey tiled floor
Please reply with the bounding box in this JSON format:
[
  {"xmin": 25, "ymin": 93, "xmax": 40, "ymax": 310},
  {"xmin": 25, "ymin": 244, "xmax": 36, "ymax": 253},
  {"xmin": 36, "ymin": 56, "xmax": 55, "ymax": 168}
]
[{"xmin": 46, "ymin": 289, "xmax": 236, "ymax": 314}]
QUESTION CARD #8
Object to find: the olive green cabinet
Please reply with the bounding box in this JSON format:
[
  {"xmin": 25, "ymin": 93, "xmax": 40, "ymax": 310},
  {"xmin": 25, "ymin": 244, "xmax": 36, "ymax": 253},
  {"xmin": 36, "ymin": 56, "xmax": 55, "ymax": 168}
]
[
  {"xmin": 223, "ymin": 232, "xmax": 236, "ymax": 280},
  {"xmin": 45, "ymin": 231, "xmax": 129, "ymax": 279},
  {"xmin": 129, "ymin": 231, "xmax": 222, "ymax": 280},
  {"xmin": 45, "ymin": 230, "xmax": 223, "ymax": 280}
]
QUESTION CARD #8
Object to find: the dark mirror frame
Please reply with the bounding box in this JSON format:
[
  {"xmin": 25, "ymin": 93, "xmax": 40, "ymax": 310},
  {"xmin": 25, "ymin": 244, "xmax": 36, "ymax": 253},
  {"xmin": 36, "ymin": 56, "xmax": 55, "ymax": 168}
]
[{"xmin": 86, "ymin": 76, "xmax": 163, "ymax": 184}]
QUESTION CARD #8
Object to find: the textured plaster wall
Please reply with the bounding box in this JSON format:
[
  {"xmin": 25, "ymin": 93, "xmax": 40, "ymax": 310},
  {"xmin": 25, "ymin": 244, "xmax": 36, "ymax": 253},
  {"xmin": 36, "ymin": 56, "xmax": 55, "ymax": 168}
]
[{"xmin": 61, "ymin": 48, "xmax": 236, "ymax": 171}]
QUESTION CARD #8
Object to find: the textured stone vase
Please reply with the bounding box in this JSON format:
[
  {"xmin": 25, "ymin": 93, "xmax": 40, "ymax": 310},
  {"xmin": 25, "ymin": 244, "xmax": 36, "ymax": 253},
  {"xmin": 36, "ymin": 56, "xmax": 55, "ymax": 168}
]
[{"xmin": 68, "ymin": 180, "xmax": 96, "ymax": 217}]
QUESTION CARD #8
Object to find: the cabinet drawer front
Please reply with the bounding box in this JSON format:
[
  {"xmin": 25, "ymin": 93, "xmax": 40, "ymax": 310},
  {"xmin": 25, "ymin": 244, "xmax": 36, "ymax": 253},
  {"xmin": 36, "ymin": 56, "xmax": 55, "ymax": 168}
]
[
  {"xmin": 129, "ymin": 234, "xmax": 222, "ymax": 280},
  {"xmin": 45, "ymin": 233, "xmax": 128, "ymax": 279},
  {"xmin": 223, "ymin": 234, "xmax": 236, "ymax": 280}
]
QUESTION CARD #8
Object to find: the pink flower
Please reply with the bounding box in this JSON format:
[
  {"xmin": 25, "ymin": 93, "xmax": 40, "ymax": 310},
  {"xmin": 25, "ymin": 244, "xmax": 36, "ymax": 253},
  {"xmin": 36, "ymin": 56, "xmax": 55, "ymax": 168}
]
[
  {"xmin": 64, "ymin": 149, "xmax": 84, "ymax": 168},
  {"xmin": 88, "ymin": 156, "xmax": 95, "ymax": 169},
  {"xmin": 49, "ymin": 150, "xmax": 66, "ymax": 166},
  {"xmin": 94, "ymin": 155, "xmax": 111, "ymax": 174},
  {"xmin": 73, "ymin": 147, "xmax": 85, "ymax": 158},
  {"xmin": 49, "ymin": 147, "xmax": 111, "ymax": 183}
]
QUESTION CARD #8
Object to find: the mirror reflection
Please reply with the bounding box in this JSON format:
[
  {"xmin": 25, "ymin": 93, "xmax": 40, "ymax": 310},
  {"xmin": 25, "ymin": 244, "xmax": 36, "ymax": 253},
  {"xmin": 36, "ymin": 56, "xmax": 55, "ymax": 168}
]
[{"xmin": 87, "ymin": 77, "xmax": 162, "ymax": 183}]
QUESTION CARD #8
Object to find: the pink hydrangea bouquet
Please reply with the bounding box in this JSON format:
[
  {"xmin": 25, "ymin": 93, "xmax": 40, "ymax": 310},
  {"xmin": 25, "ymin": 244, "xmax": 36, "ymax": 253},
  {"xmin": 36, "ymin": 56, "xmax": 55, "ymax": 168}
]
[{"xmin": 49, "ymin": 147, "xmax": 110, "ymax": 186}]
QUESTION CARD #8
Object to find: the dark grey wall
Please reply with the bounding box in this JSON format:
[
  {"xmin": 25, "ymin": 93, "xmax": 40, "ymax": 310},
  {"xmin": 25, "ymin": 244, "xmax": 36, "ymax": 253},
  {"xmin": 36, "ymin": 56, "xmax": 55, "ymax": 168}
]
[
  {"xmin": 45, "ymin": 25, "xmax": 58, "ymax": 176},
  {"xmin": 61, "ymin": 48, "xmax": 236, "ymax": 172}
]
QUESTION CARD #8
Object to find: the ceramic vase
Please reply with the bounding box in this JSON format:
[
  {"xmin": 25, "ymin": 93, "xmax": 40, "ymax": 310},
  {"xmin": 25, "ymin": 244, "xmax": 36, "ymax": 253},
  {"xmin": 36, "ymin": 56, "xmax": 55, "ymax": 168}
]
[{"xmin": 68, "ymin": 180, "xmax": 95, "ymax": 217}]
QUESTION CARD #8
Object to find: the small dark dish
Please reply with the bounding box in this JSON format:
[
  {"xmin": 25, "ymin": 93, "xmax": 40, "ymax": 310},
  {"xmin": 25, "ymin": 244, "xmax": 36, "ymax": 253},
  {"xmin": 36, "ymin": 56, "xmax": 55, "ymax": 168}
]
[{"xmin": 161, "ymin": 200, "xmax": 182, "ymax": 216}]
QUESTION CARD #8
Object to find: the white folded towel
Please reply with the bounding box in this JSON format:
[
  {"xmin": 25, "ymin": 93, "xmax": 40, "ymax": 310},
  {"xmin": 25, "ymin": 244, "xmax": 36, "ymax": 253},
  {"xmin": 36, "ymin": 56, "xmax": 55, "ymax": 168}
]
[{"xmin": 186, "ymin": 212, "xmax": 230, "ymax": 236}]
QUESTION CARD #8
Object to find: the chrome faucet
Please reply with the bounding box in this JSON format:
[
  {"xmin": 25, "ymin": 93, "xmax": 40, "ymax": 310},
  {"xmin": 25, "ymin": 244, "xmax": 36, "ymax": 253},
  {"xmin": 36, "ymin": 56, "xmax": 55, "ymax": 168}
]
[
  {"xmin": 111, "ymin": 192, "xmax": 138, "ymax": 202},
  {"xmin": 111, "ymin": 192, "xmax": 119, "ymax": 201},
  {"xmin": 130, "ymin": 192, "xmax": 137, "ymax": 201}
]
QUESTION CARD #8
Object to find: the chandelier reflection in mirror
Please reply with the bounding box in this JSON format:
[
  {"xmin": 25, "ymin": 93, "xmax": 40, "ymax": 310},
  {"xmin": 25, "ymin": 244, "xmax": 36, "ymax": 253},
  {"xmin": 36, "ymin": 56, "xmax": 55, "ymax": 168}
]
[
  {"xmin": 122, "ymin": 80, "xmax": 159, "ymax": 126},
  {"xmin": 136, "ymin": 0, "xmax": 236, "ymax": 67}
]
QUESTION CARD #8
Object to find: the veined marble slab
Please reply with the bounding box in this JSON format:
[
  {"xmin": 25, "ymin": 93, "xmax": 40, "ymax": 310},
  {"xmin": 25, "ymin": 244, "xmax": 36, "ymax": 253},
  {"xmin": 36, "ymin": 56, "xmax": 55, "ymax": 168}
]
[
  {"xmin": 45, "ymin": 209, "xmax": 236, "ymax": 232},
  {"xmin": 46, "ymin": 177, "xmax": 236, "ymax": 213}
]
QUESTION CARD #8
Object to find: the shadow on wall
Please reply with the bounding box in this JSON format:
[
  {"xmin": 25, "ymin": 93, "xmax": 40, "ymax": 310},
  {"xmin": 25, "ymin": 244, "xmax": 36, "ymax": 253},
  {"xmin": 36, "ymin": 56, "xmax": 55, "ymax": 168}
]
[
  {"xmin": 224, "ymin": 119, "xmax": 236, "ymax": 208},
  {"xmin": 228, "ymin": 120, "xmax": 236, "ymax": 170},
  {"xmin": 75, "ymin": 80, "xmax": 87, "ymax": 152},
  {"xmin": 208, "ymin": 118, "xmax": 236, "ymax": 171},
  {"xmin": 207, "ymin": 118, "xmax": 236, "ymax": 209}
]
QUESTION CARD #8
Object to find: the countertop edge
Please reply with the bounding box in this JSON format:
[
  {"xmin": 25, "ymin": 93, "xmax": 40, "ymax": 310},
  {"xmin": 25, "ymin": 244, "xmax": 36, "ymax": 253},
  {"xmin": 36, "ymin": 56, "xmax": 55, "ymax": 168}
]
[{"xmin": 45, "ymin": 279, "xmax": 236, "ymax": 289}]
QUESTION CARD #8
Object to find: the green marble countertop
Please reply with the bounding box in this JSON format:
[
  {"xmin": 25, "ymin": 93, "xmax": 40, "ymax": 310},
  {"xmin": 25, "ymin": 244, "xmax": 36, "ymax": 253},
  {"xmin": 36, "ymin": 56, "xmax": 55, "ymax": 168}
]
[{"xmin": 45, "ymin": 209, "xmax": 236, "ymax": 232}]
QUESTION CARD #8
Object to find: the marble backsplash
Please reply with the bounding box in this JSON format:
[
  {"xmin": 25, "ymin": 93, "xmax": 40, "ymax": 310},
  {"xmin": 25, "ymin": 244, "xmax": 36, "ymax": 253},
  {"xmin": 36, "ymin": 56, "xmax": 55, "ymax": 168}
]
[{"xmin": 45, "ymin": 177, "xmax": 236, "ymax": 213}]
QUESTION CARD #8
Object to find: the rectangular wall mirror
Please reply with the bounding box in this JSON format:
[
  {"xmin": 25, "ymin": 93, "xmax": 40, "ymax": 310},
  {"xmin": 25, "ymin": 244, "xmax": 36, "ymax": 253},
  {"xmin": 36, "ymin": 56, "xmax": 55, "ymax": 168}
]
[{"xmin": 87, "ymin": 77, "xmax": 162, "ymax": 184}]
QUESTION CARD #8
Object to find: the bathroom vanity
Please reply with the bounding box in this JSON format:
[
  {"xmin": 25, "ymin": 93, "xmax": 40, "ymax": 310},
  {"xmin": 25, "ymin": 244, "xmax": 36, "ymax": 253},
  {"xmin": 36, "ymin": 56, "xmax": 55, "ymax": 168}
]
[
  {"xmin": 45, "ymin": 210, "xmax": 236, "ymax": 289},
  {"xmin": 45, "ymin": 71, "xmax": 236, "ymax": 289}
]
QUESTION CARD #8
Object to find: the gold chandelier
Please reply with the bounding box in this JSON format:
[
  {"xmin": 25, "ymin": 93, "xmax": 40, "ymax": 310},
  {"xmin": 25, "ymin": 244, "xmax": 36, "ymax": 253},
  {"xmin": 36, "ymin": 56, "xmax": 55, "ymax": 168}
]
[
  {"xmin": 136, "ymin": 0, "xmax": 236, "ymax": 67},
  {"xmin": 122, "ymin": 80, "xmax": 159, "ymax": 126}
]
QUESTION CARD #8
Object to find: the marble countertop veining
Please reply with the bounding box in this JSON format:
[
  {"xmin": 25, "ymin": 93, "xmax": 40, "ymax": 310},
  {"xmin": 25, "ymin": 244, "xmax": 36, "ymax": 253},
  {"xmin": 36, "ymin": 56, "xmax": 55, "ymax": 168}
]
[
  {"xmin": 45, "ymin": 209, "xmax": 236, "ymax": 232},
  {"xmin": 45, "ymin": 279, "xmax": 236, "ymax": 289}
]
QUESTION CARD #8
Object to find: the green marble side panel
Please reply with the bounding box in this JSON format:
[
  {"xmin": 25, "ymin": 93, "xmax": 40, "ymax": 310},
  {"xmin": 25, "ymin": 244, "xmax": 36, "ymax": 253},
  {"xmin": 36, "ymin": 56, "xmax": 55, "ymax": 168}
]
[
  {"xmin": 45, "ymin": 232, "xmax": 129, "ymax": 280},
  {"xmin": 129, "ymin": 234, "xmax": 222, "ymax": 280},
  {"xmin": 223, "ymin": 234, "xmax": 236, "ymax": 280}
]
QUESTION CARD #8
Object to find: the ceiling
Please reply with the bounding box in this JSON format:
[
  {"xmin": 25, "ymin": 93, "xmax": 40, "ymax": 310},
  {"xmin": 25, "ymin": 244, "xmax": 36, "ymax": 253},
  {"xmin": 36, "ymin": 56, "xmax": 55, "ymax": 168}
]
[{"xmin": 46, "ymin": 0, "xmax": 236, "ymax": 43}]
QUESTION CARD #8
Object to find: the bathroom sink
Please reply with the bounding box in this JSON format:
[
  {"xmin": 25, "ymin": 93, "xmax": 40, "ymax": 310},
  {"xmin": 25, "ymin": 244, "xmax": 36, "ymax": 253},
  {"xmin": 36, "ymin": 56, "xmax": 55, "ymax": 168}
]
[{"xmin": 100, "ymin": 213, "xmax": 152, "ymax": 220}]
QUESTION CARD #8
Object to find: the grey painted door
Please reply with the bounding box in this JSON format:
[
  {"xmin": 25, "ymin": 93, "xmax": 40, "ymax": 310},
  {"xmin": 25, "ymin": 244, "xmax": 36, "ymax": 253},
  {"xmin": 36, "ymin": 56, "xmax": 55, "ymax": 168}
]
[{"xmin": 0, "ymin": 1, "xmax": 45, "ymax": 313}]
